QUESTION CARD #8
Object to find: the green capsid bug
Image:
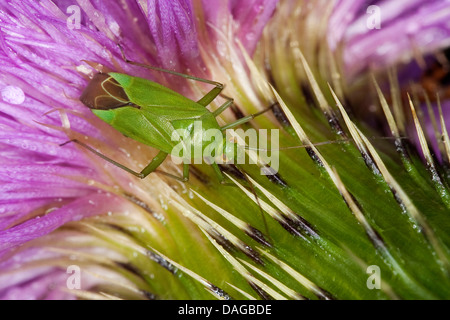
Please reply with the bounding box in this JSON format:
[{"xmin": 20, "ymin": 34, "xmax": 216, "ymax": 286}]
[{"xmin": 68, "ymin": 55, "xmax": 273, "ymax": 183}]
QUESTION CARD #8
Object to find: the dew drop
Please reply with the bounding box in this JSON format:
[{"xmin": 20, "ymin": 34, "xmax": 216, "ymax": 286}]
[
  {"xmin": 76, "ymin": 64, "xmax": 92, "ymax": 75},
  {"xmin": 45, "ymin": 207, "xmax": 58, "ymax": 214},
  {"xmin": 216, "ymin": 40, "xmax": 227, "ymax": 57},
  {"xmin": 159, "ymin": 196, "xmax": 168, "ymax": 210},
  {"xmin": 245, "ymin": 32, "xmax": 255, "ymax": 42},
  {"xmin": 108, "ymin": 21, "xmax": 121, "ymax": 37}
]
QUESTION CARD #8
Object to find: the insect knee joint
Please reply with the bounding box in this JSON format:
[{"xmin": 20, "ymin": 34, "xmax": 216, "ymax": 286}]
[{"xmin": 59, "ymin": 139, "xmax": 78, "ymax": 147}]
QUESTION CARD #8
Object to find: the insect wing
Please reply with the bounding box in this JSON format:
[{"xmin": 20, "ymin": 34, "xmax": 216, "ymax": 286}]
[
  {"xmin": 109, "ymin": 72, "xmax": 208, "ymax": 120},
  {"xmin": 92, "ymin": 107, "xmax": 178, "ymax": 154}
]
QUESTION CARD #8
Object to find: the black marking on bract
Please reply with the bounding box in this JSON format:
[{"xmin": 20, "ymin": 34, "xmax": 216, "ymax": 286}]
[
  {"xmin": 390, "ymin": 188, "xmax": 404, "ymax": 208},
  {"xmin": 317, "ymin": 288, "xmax": 336, "ymax": 300},
  {"xmin": 115, "ymin": 261, "xmax": 144, "ymax": 279},
  {"xmin": 284, "ymin": 215, "xmax": 318, "ymax": 238},
  {"xmin": 231, "ymin": 104, "xmax": 246, "ymax": 120},
  {"xmin": 208, "ymin": 230, "xmax": 236, "ymax": 253},
  {"xmin": 272, "ymin": 102, "xmax": 291, "ymax": 128},
  {"xmin": 105, "ymin": 223, "xmax": 132, "ymax": 235},
  {"xmin": 209, "ymin": 284, "xmax": 232, "ymax": 300},
  {"xmin": 139, "ymin": 290, "xmax": 158, "ymax": 300},
  {"xmin": 339, "ymin": 190, "xmax": 363, "ymax": 214},
  {"xmin": 300, "ymin": 84, "xmax": 316, "ymax": 108},
  {"xmin": 246, "ymin": 225, "xmax": 272, "ymax": 247},
  {"xmin": 305, "ymin": 146, "xmax": 324, "ymax": 167},
  {"xmin": 189, "ymin": 165, "xmax": 211, "ymax": 185},
  {"xmin": 360, "ymin": 151, "xmax": 381, "ymax": 176},
  {"xmin": 278, "ymin": 218, "xmax": 307, "ymax": 239},
  {"xmin": 349, "ymin": 192, "xmax": 365, "ymax": 213},
  {"xmin": 395, "ymin": 138, "xmax": 410, "ymax": 160},
  {"xmin": 342, "ymin": 192, "xmax": 388, "ymax": 251},
  {"xmin": 366, "ymin": 228, "xmax": 386, "ymax": 250},
  {"xmin": 403, "ymin": 138, "xmax": 420, "ymax": 157},
  {"xmin": 123, "ymin": 192, "xmax": 155, "ymax": 216},
  {"xmin": 248, "ymin": 282, "xmax": 273, "ymax": 300},
  {"xmin": 262, "ymin": 165, "xmax": 288, "ymax": 187},
  {"xmin": 219, "ymin": 164, "xmax": 246, "ymax": 181},
  {"xmin": 243, "ymin": 245, "xmax": 264, "ymax": 266},
  {"xmin": 390, "ymin": 188, "xmax": 425, "ymax": 234},
  {"xmin": 146, "ymin": 250, "xmax": 177, "ymax": 274},
  {"xmin": 325, "ymin": 112, "xmax": 347, "ymax": 139},
  {"xmin": 210, "ymin": 229, "xmax": 264, "ymax": 265},
  {"xmin": 296, "ymin": 293, "xmax": 309, "ymax": 300}
]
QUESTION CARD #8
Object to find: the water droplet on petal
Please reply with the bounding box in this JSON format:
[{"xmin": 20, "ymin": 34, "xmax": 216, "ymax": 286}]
[
  {"xmin": 245, "ymin": 32, "xmax": 255, "ymax": 42},
  {"xmin": 2, "ymin": 86, "xmax": 25, "ymax": 104},
  {"xmin": 108, "ymin": 21, "xmax": 121, "ymax": 37}
]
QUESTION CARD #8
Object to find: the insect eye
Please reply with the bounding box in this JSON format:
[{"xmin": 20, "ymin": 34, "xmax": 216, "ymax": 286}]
[{"xmin": 80, "ymin": 73, "xmax": 130, "ymax": 110}]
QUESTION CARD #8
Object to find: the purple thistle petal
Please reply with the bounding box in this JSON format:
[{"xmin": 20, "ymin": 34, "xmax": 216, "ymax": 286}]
[
  {"xmin": 328, "ymin": 1, "xmax": 450, "ymax": 159},
  {"xmin": 0, "ymin": 193, "xmax": 125, "ymax": 251},
  {"xmin": 201, "ymin": 0, "xmax": 279, "ymax": 55},
  {"xmin": 144, "ymin": 0, "xmax": 203, "ymax": 72},
  {"xmin": 0, "ymin": 1, "xmax": 141, "ymax": 257},
  {"xmin": 0, "ymin": 271, "xmax": 74, "ymax": 300},
  {"xmin": 0, "ymin": 246, "xmax": 108, "ymax": 299},
  {"xmin": 229, "ymin": 0, "xmax": 279, "ymax": 54},
  {"xmin": 331, "ymin": 0, "xmax": 450, "ymax": 78}
]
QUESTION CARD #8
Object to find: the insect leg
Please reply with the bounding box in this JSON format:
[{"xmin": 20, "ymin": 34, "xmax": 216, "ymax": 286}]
[
  {"xmin": 211, "ymin": 162, "xmax": 226, "ymax": 183},
  {"xmin": 220, "ymin": 104, "xmax": 275, "ymax": 131},
  {"xmin": 212, "ymin": 98, "xmax": 234, "ymax": 117},
  {"xmin": 183, "ymin": 163, "xmax": 190, "ymax": 181},
  {"xmin": 209, "ymin": 163, "xmax": 238, "ymax": 186},
  {"xmin": 139, "ymin": 150, "xmax": 169, "ymax": 178},
  {"xmin": 60, "ymin": 139, "xmax": 188, "ymax": 181},
  {"xmin": 60, "ymin": 139, "xmax": 148, "ymax": 178}
]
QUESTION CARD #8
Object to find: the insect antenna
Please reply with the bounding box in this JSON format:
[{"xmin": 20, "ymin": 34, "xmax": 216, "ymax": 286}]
[{"xmin": 244, "ymin": 136, "xmax": 409, "ymax": 151}]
